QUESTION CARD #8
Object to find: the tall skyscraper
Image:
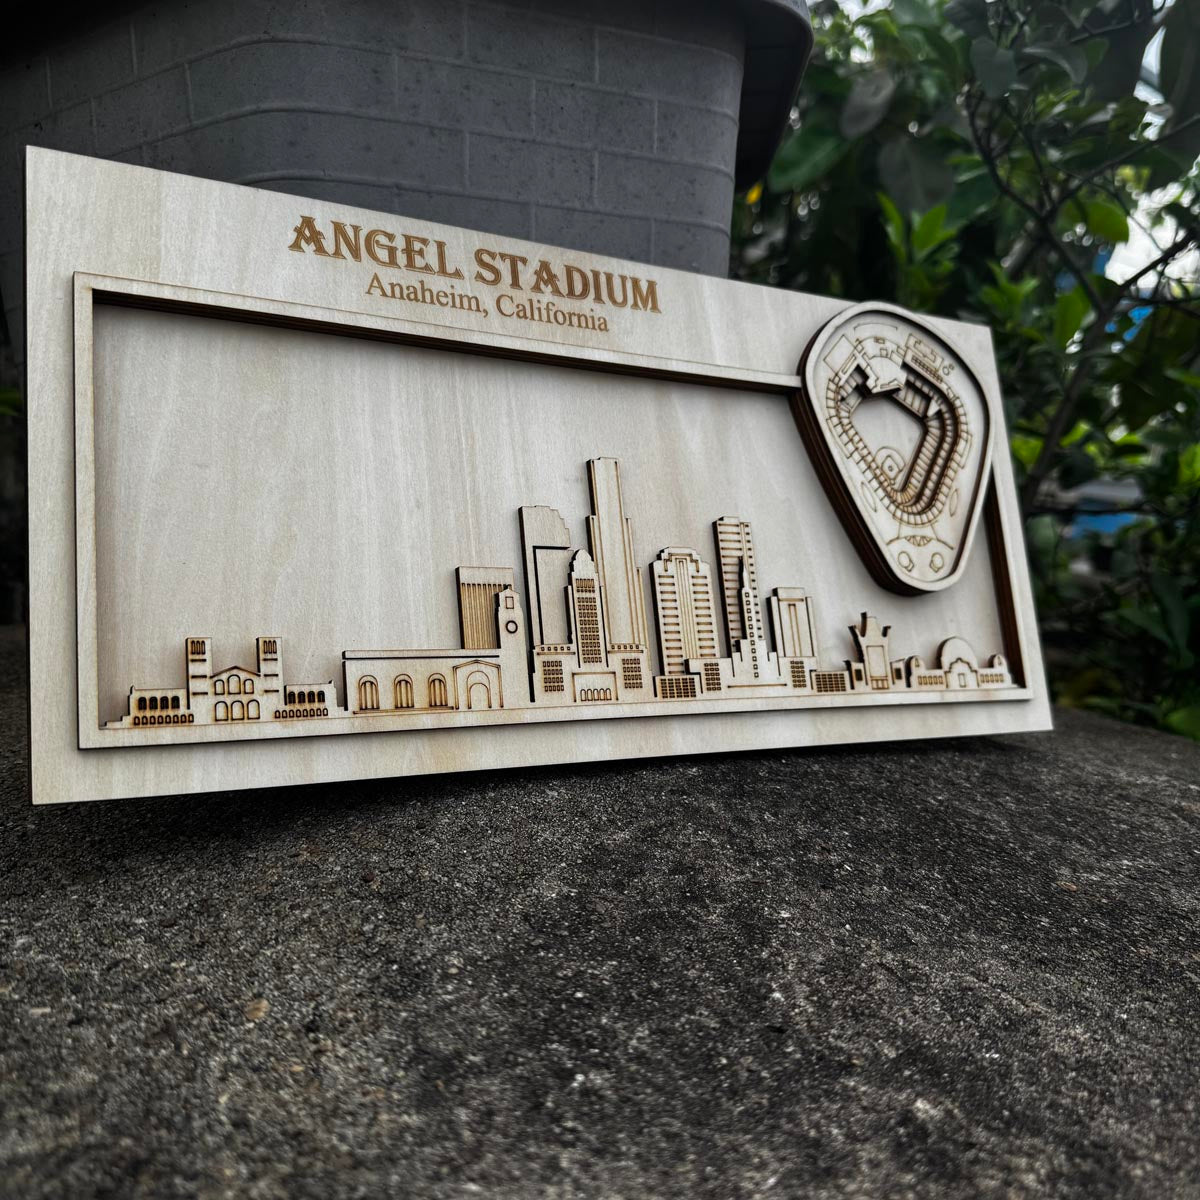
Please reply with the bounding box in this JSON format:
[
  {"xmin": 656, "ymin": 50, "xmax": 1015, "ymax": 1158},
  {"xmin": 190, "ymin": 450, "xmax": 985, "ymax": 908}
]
[
  {"xmin": 519, "ymin": 505, "xmax": 573, "ymax": 647},
  {"xmin": 714, "ymin": 517, "xmax": 763, "ymax": 648},
  {"xmin": 457, "ymin": 566, "xmax": 517, "ymax": 649},
  {"xmin": 566, "ymin": 550, "xmax": 606, "ymax": 666},
  {"xmin": 651, "ymin": 548, "xmax": 719, "ymax": 675},
  {"xmin": 586, "ymin": 458, "xmax": 648, "ymax": 652}
]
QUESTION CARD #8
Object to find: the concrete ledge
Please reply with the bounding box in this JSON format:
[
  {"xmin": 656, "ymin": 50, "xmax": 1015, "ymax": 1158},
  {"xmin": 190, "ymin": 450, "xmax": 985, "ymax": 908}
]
[{"xmin": 0, "ymin": 625, "xmax": 1197, "ymax": 1196}]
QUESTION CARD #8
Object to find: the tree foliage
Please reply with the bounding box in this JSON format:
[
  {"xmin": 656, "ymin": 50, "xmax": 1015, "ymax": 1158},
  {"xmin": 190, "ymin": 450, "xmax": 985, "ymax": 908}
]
[{"xmin": 733, "ymin": 0, "xmax": 1200, "ymax": 738}]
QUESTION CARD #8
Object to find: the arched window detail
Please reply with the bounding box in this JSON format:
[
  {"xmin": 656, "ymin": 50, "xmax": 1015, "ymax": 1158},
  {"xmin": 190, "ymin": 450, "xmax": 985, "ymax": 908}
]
[
  {"xmin": 231, "ymin": 700, "xmax": 244, "ymax": 720},
  {"xmin": 244, "ymin": 679, "xmax": 254, "ymax": 694},
  {"xmin": 465, "ymin": 672, "xmax": 492, "ymax": 710},
  {"xmin": 148, "ymin": 696, "xmax": 158, "ymax": 711},
  {"xmin": 214, "ymin": 679, "xmax": 225, "ymax": 695},
  {"xmin": 170, "ymin": 696, "xmax": 180, "ymax": 710},
  {"xmin": 228, "ymin": 675, "xmax": 241, "ymax": 695},
  {"xmin": 286, "ymin": 690, "xmax": 295, "ymax": 705},
  {"xmin": 428, "ymin": 675, "xmax": 448, "ymax": 708},
  {"xmin": 137, "ymin": 697, "xmax": 147, "ymax": 712},
  {"xmin": 247, "ymin": 700, "xmax": 260, "ymax": 719},
  {"xmin": 215, "ymin": 701, "xmax": 228, "ymax": 721},
  {"xmin": 394, "ymin": 676, "xmax": 414, "ymax": 709},
  {"xmin": 317, "ymin": 690, "xmax": 325, "ymax": 704},
  {"xmin": 359, "ymin": 677, "xmax": 379, "ymax": 711}
]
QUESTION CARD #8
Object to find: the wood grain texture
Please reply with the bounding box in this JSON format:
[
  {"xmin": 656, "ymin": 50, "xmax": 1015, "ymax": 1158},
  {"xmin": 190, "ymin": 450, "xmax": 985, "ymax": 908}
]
[{"xmin": 25, "ymin": 148, "xmax": 1052, "ymax": 804}]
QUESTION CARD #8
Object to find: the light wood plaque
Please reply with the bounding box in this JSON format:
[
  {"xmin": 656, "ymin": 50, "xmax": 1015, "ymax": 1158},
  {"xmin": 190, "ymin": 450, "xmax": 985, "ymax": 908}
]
[{"xmin": 25, "ymin": 148, "xmax": 1051, "ymax": 805}]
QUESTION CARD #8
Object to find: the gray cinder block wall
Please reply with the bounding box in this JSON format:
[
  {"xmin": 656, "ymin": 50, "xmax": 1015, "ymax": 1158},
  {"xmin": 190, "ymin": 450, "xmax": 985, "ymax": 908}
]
[{"xmin": 0, "ymin": 0, "xmax": 810, "ymax": 356}]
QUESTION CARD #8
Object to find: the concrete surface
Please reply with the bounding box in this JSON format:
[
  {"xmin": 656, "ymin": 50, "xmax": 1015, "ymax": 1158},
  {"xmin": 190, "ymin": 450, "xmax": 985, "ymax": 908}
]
[{"xmin": 1, "ymin": 624, "xmax": 1198, "ymax": 1198}]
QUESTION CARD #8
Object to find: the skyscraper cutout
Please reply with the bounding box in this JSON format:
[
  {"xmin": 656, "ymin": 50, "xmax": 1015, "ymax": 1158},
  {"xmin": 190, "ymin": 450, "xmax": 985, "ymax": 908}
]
[
  {"xmin": 651, "ymin": 548, "xmax": 719, "ymax": 676},
  {"xmin": 769, "ymin": 588, "xmax": 817, "ymax": 661},
  {"xmin": 106, "ymin": 453, "xmax": 1015, "ymax": 735},
  {"xmin": 584, "ymin": 458, "xmax": 652, "ymax": 698},
  {"xmin": 586, "ymin": 459, "xmax": 649, "ymax": 651},
  {"xmin": 567, "ymin": 550, "xmax": 606, "ymax": 666},
  {"xmin": 714, "ymin": 517, "xmax": 763, "ymax": 650},
  {"xmin": 519, "ymin": 506, "xmax": 573, "ymax": 647}
]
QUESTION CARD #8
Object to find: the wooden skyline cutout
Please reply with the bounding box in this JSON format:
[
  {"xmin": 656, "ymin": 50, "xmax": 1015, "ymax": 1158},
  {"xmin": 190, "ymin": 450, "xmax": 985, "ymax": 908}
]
[
  {"xmin": 796, "ymin": 302, "xmax": 993, "ymax": 595},
  {"xmin": 105, "ymin": 455, "xmax": 1013, "ymax": 738}
]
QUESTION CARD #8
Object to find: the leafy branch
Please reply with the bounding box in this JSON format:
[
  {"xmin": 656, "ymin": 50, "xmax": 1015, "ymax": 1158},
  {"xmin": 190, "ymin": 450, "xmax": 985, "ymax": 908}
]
[{"xmin": 733, "ymin": 0, "xmax": 1200, "ymax": 738}]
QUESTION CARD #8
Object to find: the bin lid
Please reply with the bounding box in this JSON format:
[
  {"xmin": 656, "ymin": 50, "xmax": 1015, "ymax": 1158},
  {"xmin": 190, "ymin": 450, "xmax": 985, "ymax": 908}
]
[
  {"xmin": 7, "ymin": 0, "xmax": 814, "ymax": 193},
  {"xmin": 735, "ymin": 0, "xmax": 815, "ymax": 189}
]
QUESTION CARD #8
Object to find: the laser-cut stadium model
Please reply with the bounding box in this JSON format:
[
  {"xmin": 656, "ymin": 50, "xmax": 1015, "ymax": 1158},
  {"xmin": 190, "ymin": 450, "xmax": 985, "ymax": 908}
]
[{"xmin": 796, "ymin": 302, "xmax": 993, "ymax": 594}]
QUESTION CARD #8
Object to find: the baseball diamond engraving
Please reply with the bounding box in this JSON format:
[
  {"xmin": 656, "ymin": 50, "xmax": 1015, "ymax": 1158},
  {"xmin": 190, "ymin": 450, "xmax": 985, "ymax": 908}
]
[{"xmin": 796, "ymin": 302, "xmax": 993, "ymax": 595}]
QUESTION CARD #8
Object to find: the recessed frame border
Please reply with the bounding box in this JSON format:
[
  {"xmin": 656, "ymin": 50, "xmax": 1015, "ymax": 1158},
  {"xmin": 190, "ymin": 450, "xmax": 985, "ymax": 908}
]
[{"xmin": 71, "ymin": 274, "xmax": 1034, "ymax": 752}]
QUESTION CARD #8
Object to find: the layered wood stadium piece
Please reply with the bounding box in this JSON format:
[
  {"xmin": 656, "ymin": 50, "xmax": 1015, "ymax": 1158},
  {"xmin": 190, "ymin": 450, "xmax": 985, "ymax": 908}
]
[
  {"xmin": 795, "ymin": 302, "xmax": 993, "ymax": 595},
  {"xmin": 25, "ymin": 149, "xmax": 1050, "ymax": 804}
]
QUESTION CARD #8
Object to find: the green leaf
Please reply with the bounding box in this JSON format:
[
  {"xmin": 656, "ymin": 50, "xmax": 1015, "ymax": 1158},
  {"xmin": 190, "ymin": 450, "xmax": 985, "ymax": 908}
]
[
  {"xmin": 877, "ymin": 191, "xmax": 906, "ymax": 251},
  {"xmin": 911, "ymin": 204, "xmax": 955, "ymax": 255},
  {"xmin": 1116, "ymin": 606, "xmax": 1171, "ymax": 646},
  {"xmin": 1151, "ymin": 573, "xmax": 1191, "ymax": 655},
  {"xmin": 1060, "ymin": 444, "xmax": 1097, "ymax": 488},
  {"xmin": 1165, "ymin": 707, "xmax": 1200, "ymax": 742},
  {"xmin": 1026, "ymin": 514, "xmax": 1060, "ymax": 561},
  {"xmin": 1021, "ymin": 41, "xmax": 1089, "ymax": 84},
  {"xmin": 878, "ymin": 139, "xmax": 956, "ymax": 215},
  {"xmin": 1160, "ymin": 0, "xmax": 1200, "ymax": 167},
  {"xmin": 983, "ymin": 261, "xmax": 1038, "ymax": 315},
  {"xmin": 945, "ymin": 168, "xmax": 998, "ymax": 225},
  {"xmin": 1141, "ymin": 145, "xmax": 1194, "ymax": 193},
  {"xmin": 1165, "ymin": 202, "xmax": 1200, "ymax": 243},
  {"xmin": 840, "ymin": 69, "xmax": 897, "ymax": 139},
  {"xmin": 946, "ymin": 0, "xmax": 990, "ymax": 39},
  {"xmin": 1178, "ymin": 443, "xmax": 1200, "ymax": 489},
  {"xmin": 889, "ymin": 0, "xmax": 941, "ymax": 28},
  {"xmin": 1052, "ymin": 286, "xmax": 1091, "ymax": 349},
  {"xmin": 767, "ymin": 125, "xmax": 849, "ymax": 193},
  {"xmin": 1010, "ymin": 434, "xmax": 1043, "ymax": 469},
  {"xmin": 1088, "ymin": 18, "xmax": 1155, "ymax": 102},
  {"xmin": 1166, "ymin": 368, "xmax": 1200, "ymax": 390},
  {"xmin": 801, "ymin": 63, "xmax": 854, "ymax": 100},
  {"xmin": 971, "ymin": 38, "xmax": 1017, "ymax": 98},
  {"xmin": 1081, "ymin": 197, "xmax": 1129, "ymax": 244}
]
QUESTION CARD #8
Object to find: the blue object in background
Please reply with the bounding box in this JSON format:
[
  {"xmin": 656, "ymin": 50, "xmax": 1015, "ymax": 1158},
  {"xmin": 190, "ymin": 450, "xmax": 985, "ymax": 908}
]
[{"xmin": 1071, "ymin": 512, "xmax": 1140, "ymax": 535}]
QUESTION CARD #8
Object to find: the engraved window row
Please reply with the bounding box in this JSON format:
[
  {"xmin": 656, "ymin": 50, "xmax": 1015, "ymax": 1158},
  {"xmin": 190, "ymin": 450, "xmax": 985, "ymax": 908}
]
[
  {"xmin": 541, "ymin": 660, "xmax": 565, "ymax": 693},
  {"xmin": 358, "ymin": 675, "xmax": 447, "ymax": 711},
  {"xmin": 213, "ymin": 676, "xmax": 253, "ymax": 695}
]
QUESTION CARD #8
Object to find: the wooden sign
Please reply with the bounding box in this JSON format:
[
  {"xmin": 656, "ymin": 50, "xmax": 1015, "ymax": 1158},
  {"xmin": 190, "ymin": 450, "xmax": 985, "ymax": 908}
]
[{"xmin": 25, "ymin": 148, "xmax": 1051, "ymax": 805}]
